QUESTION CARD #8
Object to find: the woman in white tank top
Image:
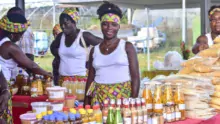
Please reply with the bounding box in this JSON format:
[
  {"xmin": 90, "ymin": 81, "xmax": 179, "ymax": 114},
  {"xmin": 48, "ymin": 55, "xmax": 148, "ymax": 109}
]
[
  {"xmin": 50, "ymin": 8, "xmax": 102, "ymax": 100},
  {"xmin": 0, "ymin": 13, "xmax": 51, "ymax": 124},
  {"xmin": 85, "ymin": 2, "xmax": 140, "ymax": 106},
  {"xmin": 192, "ymin": 6, "xmax": 220, "ymax": 54}
]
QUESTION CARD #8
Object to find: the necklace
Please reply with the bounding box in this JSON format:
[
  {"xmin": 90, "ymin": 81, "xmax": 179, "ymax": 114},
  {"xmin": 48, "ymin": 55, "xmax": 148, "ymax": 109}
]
[{"xmin": 104, "ymin": 39, "xmax": 118, "ymax": 51}]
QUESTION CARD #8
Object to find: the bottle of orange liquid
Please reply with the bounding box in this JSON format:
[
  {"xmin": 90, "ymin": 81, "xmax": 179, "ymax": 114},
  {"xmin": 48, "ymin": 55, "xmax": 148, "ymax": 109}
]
[
  {"xmin": 153, "ymin": 82, "xmax": 163, "ymax": 114},
  {"xmin": 174, "ymin": 83, "xmax": 185, "ymax": 120},
  {"xmin": 163, "ymin": 82, "xmax": 174, "ymax": 105},
  {"xmin": 142, "ymin": 83, "xmax": 153, "ymax": 113}
]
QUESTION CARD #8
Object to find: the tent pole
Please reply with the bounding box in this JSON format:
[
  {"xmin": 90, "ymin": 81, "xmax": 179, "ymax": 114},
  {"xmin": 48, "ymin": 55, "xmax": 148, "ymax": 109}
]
[
  {"xmin": 182, "ymin": 0, "xmax": 186, "ymax": 43},
  {"xmin": 127, "ymin": 8, "xmax": 132, "ymax": 24},
  {"xmin": 146, "ymin": 8, "xmax": 150, "ymax": 71},
  {"xmin": 53, "ymin": 2, "xmax": 56, "ymax": 26}
]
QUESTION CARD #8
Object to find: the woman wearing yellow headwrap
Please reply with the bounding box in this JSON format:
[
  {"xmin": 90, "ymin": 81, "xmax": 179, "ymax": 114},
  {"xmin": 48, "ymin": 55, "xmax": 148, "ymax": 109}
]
[
  {"xmin": 192, "ymin": 5, "xmax": 220, "ymax": 54},
  {"xmin": 50, "ymin": 8, "xmax": 102, "ymax": 99},
  {"xmin": 0, "ymin": 13, "xmax": 52, "ymax": 124},
  {"xmin": 84, "ymin": 2, "xmax": 140, "ymax": 106}
]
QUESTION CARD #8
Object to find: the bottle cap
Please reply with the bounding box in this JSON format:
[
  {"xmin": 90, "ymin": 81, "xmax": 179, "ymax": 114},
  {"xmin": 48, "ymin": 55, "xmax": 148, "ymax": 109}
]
[
  {"xmin": 69, "ymin": 113, "xmax": 75, "ymax": 120},
  {"xmin": 63, "ymin": 115, "xmax": 68, "ymax": 121},
  {"xmin": 47, "ymin": 110, "xmax": 53, "ymax": 115},
  {"xmin": 78, "ymin": 104, "xmax": 83, "ymax": 109},
  {"xmin": 75, "ymin": 113, "xmax": 81, "ymax": 119},
  {"xmin": 41, "ymin": 112, "xmax": 47, "ymax": 116},
  {"xmin": 70, "ymin": 108, "xmax": 76, "ymax": 114},
  {"xmin": 36, "ymin": 114, "xmax": 42, "ymax": 119},
  {"xmin": 56, "ymin": 116, "xmax": 63, "ymax": 121},
  {"xmin": 63, "ymin": 107, "xmax": 69, "ymax": 112},
  {"xmin": 92, "ymin": 105, "xmax": 98, "ymax": 110},
  {"xmin": 49, "ymin": 115, "xmax": 55, "ymax": 121},
  {"xmin": 43, "ymin": 115, "xmax": 49, "ymax": 120},
  {"xmin": 87, "ymin": 109, "xmax": 93, "ymax": 114},
  {"xmin": 80, "ymin": 110, "xmax": 86, "ymax": 115},
  {"xmin": 85, "ymin": 105, "xmax": 91, "ymax": 109}
]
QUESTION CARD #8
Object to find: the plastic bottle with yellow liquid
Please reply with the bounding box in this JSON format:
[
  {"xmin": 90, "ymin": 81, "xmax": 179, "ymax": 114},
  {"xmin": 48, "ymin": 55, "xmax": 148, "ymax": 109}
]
[
  {"xmin": 142, "ymin": 83, "xmax": 153, "ymax": 113},
  {"xmin": 153, "ymin": 82, "xmax": 163, "ymax": 114},
  {"xmin": 174, "ymin": 83, "xmax": 185, "ymax": 120}
]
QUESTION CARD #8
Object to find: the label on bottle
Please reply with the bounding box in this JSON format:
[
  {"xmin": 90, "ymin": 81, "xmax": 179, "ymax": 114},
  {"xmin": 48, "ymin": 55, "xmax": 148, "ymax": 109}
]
[
  {"xmin": 166, "ymin": 113, "xmax": 172, "ymax": 120},
  {"xmin": 132, "ymin": 116, "xmax": 137, "ymax": 124},
  {"xmin": 76, "ymin": 89, "xmax": 85, "ymax": 94},
  {"xmin": 138, "ymin": 116, "xmax": 143, "ymax": 123},
  {"xmin": 147, "ymin": 117, "xmax": 152, "ymax": 124},
  {"xmin": 31, "ymin": 88, "xmax": 37, "ymax": 92},
  {"xmin": 172, "ymin": 112, "xmax": 175, "ymax": 120},
  {"xmin": 152, "ymin": 117, "xmax": 158, "ymax": 124},
  {"xmin": 123, "ymin": 117, "xmax": 132, "ymax": 124},
  {"xmin": 69, "ymin": 89, "xmax": 72, "ymax": 94},
  {"xmin": 179, "ymin": 104, "xmax": 185, "ymax": 110},
  {"xmin": 103, "ymin": 116, "xmax": 107, "ymax": 123},
  {"xmin": 89, "ymin": 121, "xmax": 96, "ymax": 124},
  {"xmin": 175, "ymin": 112, "xmax": 181, "ymax": 118},
  {"xmin": 163, "ymin": 113, "xmax": 167, "ymax": 119},
  {"xmin": 23, "ymin": 86, "xmax": 30, "ymax": 91},
  {"xmin": 143, "ymin": 115, "xmax": 148, "ymax": 123},
  {"xmin": 147, "ymin": 104, "xmax": 153, "ymax": 109},
  {"xmin": 154, "ymin": 104, "xmax": 163, "ymax": 109},
  {"xmin": 49, "ymin": 91, "xmax": 64, "ymax": 99}
]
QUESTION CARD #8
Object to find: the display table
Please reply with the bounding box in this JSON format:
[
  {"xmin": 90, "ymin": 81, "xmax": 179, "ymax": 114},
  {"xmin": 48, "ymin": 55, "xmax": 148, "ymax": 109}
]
[{"xmin": 12, "ymin": 95, "xmax": 48, "ymax": 124}]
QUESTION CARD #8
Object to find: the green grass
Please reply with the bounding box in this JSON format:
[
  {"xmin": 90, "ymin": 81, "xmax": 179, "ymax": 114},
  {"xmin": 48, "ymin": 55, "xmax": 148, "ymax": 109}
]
[{"xmin": 35, "ymin": 46, "xmax": 186, "ymax": 73}]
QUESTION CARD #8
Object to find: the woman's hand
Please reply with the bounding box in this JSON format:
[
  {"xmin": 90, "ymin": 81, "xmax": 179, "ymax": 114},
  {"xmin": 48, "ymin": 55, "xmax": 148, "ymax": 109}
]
[{"xmin": 0, "ymin": 90, "xmax": 10, "ymax": 113}]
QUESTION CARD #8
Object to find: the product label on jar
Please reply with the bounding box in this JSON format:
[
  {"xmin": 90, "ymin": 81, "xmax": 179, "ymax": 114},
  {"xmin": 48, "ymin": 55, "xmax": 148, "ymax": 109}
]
[
  {"xmin": 176, "ymin": 112, "xmax": 181, "ymax": 118},
  {"xmin": 152, "ymin": 117, "xmax": 158, "ymax": 124},
  {"xmin": 147, "ymin": 104, "xmax": 152, "ymax": 109},
  {"xmin": 179, "ymin": 104, "xmax": 185, "ymax": 110},
  {"xmin": 31, "ymin": 88, "xmax": 37, "ymax": 92},
  {"xmin": 138, "ymin": 116, "xmax": 143, "ymax": 123},
  {"xmin": 123, "ymin": 117, "xmax": 131, "ymax": 124},
  {"xmin": 33, "ymin": 107, "xmax": 47, "ymax": 114},
  {"xmin": 166, "ymin": 113, "xmax": 172, "ymax": 120},
  {"xmin": 154, "ymin": 104, "xmax": 163, "ymax": 109},
  {"xmin": 49, "ymin": 91, "xmax": 64, "ymax": 99},
  {"xmin": 51, "ymin": 103, "xmax": 63, "ymax": 111},
  {"xmin": 143, "ymin": 115, "xmax": 148, "ymax": 123},
  {"xmin": 23, "ymin": 86, "xmax": 30, "ymax": 91},
  {"xmin": 103, "ymin": 116, "xmax": 107, "ymax": 123},
  {"xmin": 147, "ymin": 117, "xmax": 152, "ymax": 124},
  {"xmin": 76, "ymin": 89, "xmax": 84, "ymax": 94},
  {"xmin": 30, "ymin": 121, "xmax": 36, "ymax": 124}
]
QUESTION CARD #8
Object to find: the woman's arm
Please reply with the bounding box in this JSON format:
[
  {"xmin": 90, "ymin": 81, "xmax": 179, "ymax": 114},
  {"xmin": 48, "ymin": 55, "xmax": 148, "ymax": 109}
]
[
  {"xmin": 0, "ymin": 71, "xmax": 10, "ymax": 113},
  {"xmin": 50, "ymin": 33, "xmax": 62, "ymax": 57},
  {"xmin": 8, "ymin": 44, "xmax": 52, "ymax": 77},
  {"xmin": 84, "ymin": 48, "xmax": 95, "ymax": 105},
  {"xmin": 126, "ymin": 42, "xmax": 140, "ymax": 98},
  {"xmin": 83, "ymin": 32, "xmax": 102, "ymax": 46}
]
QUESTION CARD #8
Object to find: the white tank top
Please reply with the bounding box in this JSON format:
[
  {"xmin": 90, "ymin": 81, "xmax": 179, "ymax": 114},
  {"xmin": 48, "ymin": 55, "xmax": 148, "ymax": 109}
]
[
  {"xmin": 206, "ymin": 33, "xmax": 214, "ymax": 46},
  {"xmin": 0, "ymin": 37, "xmax": 18, "ymax": 81},
  {"xmin": 93, "ymin": 39, "xmax": 131, "ymax": 84},
  {"xmin": 59, "ymin": 30, "xmax": 87, "ymax": 76}
]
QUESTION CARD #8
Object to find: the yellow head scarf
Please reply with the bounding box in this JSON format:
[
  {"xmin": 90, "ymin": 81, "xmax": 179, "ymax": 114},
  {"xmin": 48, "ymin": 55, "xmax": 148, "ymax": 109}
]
[
  {"xmin": 209, "ymin": 8, "xmax": 220, "ymax": 18},
  {"xmin": 62, "ymin": 8, "xmax": 80, "ymax": 23},
  {"xmin": 101, "ymin": 13, "xmax": 121, "ymax": 24},
  {"xmin": 0, "ymin": 15, "xmax": 28, "ymax": 33}
]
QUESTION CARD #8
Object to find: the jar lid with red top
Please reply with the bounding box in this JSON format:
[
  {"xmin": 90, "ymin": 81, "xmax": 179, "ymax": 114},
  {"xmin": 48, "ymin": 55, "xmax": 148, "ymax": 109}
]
[
  {"xmin": 85, "ymin": 105, "xmax": 91, "ymax": 109},
  {"xmin": 63, "ymin": 107, "xmax": 69, "ymax": 112},
  {"xmin": 65, "ymin": 95, "xmax": 76, "ymax": 100},
  {"xmin": 78, "ymin": 104, "xmax": 83, "ymax": 109}
]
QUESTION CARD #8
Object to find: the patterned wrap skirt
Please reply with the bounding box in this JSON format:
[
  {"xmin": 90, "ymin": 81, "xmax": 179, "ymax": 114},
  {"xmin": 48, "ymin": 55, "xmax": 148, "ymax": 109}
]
[
  {"xmin": 0, "ymin": 82, "xmax": 13, "ymax": 124},
  {"xmin": 87, "ymin": 81, "xmax": 131, "ymax": 106}
]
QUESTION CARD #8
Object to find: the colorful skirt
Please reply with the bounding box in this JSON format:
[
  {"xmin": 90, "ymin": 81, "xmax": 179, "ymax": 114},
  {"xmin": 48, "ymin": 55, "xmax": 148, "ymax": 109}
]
[
  {"xmin": 0, "ymin": 82, "xmax": 13, "ymax": 124},
  {"xmin": 87, "ymin": 81, "xmax": 131, "ymax": 106}
]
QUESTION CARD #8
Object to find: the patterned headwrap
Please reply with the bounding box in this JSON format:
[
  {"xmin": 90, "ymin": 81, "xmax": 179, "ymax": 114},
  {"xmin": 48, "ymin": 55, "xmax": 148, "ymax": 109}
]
[
  {"xmin": 0, "ymin": 15, "xmax": 28, "ymax": 33},
  {"xmin": 53, "ymin": 24, "xmax": 62, "ymax": 33},
  {"xmin": 101, "ymin": 13, "xmax": 121, "ymax": 24},
  {"xmin": 62, "ymin": 8, "xmax": 80, "ymax": 23},
  {"xmin": 209, "ymin": 8, "xmax": 220, "ymax": 18}
]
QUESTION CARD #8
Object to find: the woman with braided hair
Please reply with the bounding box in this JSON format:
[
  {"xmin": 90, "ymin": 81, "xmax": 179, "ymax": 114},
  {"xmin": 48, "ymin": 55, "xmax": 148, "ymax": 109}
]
[
  {"xmin": 192, "ymin": 5, "xmax": 220, "ymax": 54},
  {"xmin": 84, "ymin": 2, "xmax": 140, "ymax": 106},
  {"xmin": 0, "ymin": 13, "xmax": 52, "ymax": 123}
]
